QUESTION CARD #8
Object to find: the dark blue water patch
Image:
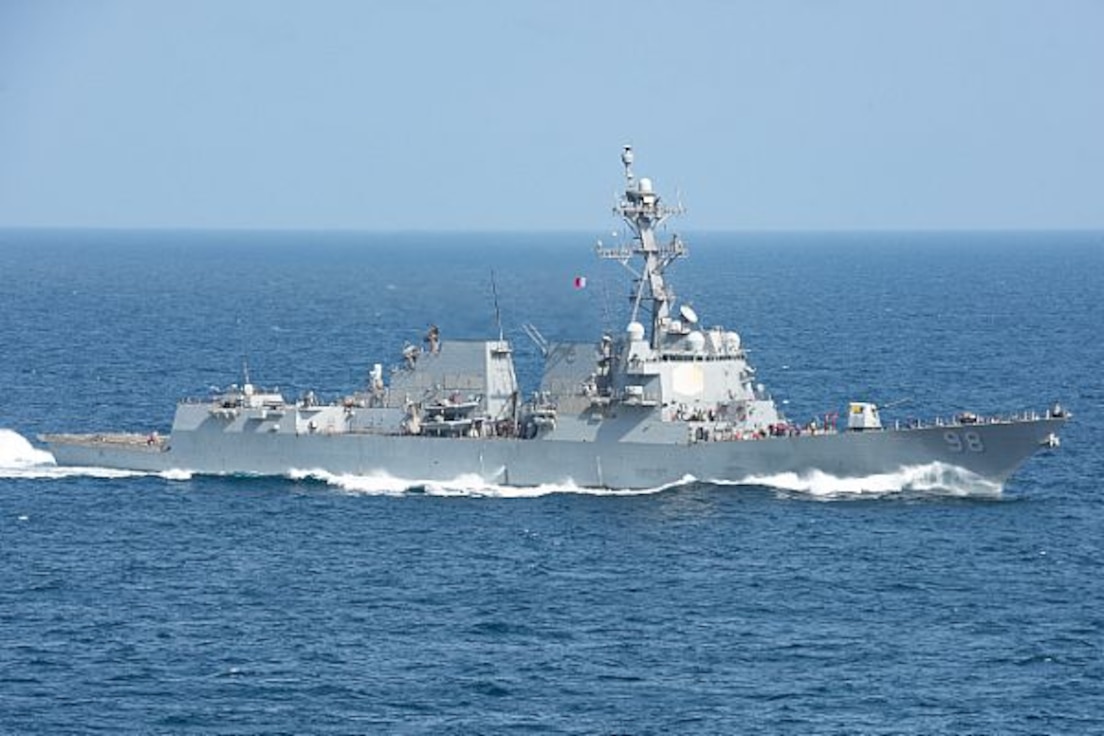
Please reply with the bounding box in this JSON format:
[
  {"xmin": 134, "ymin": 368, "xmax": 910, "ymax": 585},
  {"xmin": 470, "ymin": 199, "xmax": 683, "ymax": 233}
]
[{"xmin": 3, "ymin": 476, "xmax": 1103, "ymax": 733}]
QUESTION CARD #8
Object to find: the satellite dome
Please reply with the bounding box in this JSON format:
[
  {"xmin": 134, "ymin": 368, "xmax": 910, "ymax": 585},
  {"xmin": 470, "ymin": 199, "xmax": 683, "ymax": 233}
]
[{"xmin": 626, "ymin": 322, "xmax": 646, "ymax": 341}]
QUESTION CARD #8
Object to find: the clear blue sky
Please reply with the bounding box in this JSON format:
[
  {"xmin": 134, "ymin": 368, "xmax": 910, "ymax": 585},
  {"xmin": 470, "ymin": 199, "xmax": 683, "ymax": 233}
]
[{"xmin": 2, "ymin": 0, "xmax": 1101, "ymax": 231}]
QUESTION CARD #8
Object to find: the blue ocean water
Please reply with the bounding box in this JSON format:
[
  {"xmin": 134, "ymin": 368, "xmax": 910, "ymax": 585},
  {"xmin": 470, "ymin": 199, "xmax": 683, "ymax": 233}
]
[{"xmin": 1, "ymin": 229, "xmax": 1102, "ymax": 734}]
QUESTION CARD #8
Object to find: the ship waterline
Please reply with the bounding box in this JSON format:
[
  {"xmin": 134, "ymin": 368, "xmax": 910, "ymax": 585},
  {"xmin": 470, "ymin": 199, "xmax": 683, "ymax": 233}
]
[{"xmin": 44, "ymin": 411, "xmax": 1064, "ymax": 489}]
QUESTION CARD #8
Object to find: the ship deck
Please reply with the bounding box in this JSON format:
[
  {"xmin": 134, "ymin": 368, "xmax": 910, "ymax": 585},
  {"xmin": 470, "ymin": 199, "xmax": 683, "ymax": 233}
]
[{"xmin": 40, "ymin": 432, "xmax": 168, "ymax": 452}]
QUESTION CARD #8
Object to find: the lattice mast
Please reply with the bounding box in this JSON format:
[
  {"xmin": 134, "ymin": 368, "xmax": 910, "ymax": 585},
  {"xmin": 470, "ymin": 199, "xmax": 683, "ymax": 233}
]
[{"xmin": 597, "ymin": 145, "xmax": 687, "ymax": 349}]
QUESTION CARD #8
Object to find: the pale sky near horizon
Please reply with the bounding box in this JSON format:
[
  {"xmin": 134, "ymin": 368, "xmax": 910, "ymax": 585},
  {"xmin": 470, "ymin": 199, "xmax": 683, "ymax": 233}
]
[{"xmin": 2, "ymin": 1, "xmax": 1102, "ymax": 231}]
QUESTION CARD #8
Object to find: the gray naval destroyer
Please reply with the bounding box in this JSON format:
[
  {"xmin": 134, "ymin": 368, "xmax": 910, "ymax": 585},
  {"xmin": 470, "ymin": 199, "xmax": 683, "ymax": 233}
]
[{"xmin": 43, "ymin": 147, "xmax": 1068, "ymax": 489}]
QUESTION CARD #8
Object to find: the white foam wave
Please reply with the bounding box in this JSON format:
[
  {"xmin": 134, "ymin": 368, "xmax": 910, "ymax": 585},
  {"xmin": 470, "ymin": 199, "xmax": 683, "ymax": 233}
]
[
  {"xmin": 287, "ymin": 468, "xmax": 695, "ymax": 498},
  {"xmin": 1, "ymin": 465, "xmax": 149, "ymax": 480},
  {"xmin": 289, "ymin": 464, "xmax": 998, "ymax": 499},
  {"xmin": 287, "ymin": 468, "xmax": 410, "ymax": 496},
  {"xmin": 0, "ymin": 428, "xmax": 56, "ymax": 469},
  {"xmin": 0, "ymin": 428, "xmax": 192, "ymax": 481},
  {"xmin": 713, "ymin": 462, "xmax": 1002, "ymax": 499},
  {"xmin": 1, "ymin": 465, "xmax": 194, "ymax": 481}
]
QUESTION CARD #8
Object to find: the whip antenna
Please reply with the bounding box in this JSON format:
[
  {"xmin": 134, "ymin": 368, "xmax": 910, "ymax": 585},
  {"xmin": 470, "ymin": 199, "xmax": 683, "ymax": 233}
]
[{"xmin": 490, "ymin": 270, "xmax": 504, "ymax": 342}]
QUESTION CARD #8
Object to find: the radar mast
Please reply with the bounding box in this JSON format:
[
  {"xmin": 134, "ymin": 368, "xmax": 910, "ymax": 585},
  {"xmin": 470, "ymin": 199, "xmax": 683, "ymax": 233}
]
[{"xmin": 597, "ymin": 145, "xmax": 687, "ymax": 348}]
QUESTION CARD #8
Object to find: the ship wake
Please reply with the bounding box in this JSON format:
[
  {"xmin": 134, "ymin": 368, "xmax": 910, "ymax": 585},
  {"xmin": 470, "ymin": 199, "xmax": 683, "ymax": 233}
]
[
  {"xmin": 0, "ymin": 429, "xmax": 192, "ymax": 481},
  {"xmin": 715, "ymin": 462, "xmax": 1003, "ymax": 499},
  {"xmin": 286, "ymin": 468, "xmax": 693, "ymax": 498},
  {"xmin": 288, "ymin": 465, "xmax": 1000, "ymax": 499}
]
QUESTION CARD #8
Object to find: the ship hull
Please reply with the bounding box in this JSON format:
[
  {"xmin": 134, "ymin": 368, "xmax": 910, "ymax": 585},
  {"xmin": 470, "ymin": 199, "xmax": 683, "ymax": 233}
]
[{"xmin": 42, "ymin": 417, "xmax": 1064, "ymax": 489}]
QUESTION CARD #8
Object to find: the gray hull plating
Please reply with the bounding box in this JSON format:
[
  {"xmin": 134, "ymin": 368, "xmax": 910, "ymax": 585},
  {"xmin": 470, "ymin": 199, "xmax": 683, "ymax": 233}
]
[{"xmin": 47, "ymin": 416, "xmax": 1064, "ymax": 488}]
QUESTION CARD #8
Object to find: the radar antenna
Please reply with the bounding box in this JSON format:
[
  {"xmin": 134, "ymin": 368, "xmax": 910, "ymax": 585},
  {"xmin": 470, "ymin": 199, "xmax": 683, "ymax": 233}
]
[{"xmin": 596, "ymin": 145, "xmax": 687, "ymax": 348}]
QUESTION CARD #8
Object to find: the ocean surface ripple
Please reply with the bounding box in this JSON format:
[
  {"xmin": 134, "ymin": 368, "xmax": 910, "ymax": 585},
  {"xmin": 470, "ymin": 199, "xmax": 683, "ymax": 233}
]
[{"xmin": 1, "ymin": 230, "xmax": 1102, "ymax": 734}]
